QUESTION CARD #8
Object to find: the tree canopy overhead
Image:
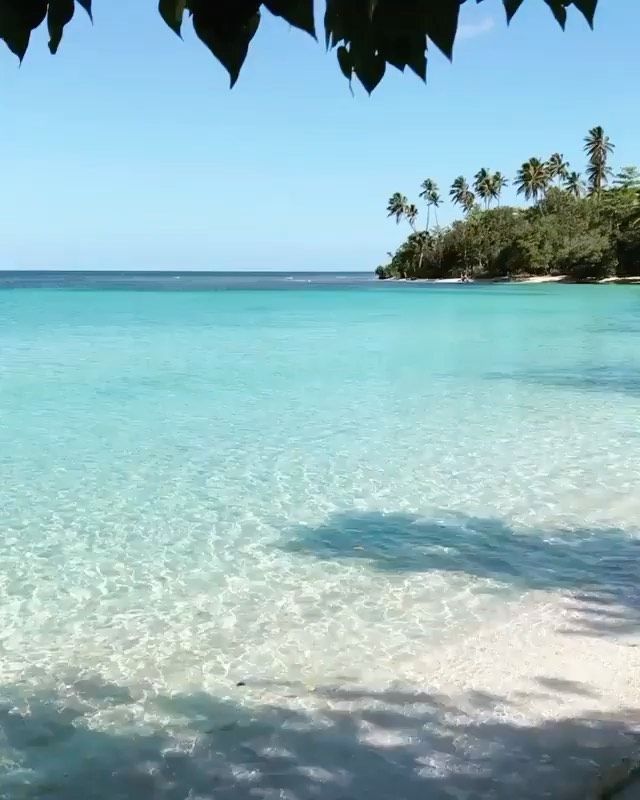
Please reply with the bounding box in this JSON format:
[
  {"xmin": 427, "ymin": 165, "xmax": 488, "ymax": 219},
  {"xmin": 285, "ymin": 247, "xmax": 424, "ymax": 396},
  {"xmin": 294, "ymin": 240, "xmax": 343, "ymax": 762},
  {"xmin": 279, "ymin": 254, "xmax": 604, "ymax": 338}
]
[{"xmin": 1, "ymin": 0, "xmax": 600, "ymax": 91}]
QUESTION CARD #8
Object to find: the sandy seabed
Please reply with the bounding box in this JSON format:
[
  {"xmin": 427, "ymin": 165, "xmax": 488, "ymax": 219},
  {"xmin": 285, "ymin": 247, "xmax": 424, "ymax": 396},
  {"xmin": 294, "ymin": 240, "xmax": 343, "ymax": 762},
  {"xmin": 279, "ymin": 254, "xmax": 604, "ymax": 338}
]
[{"xmin": 223, "ymin": 588, "xmax": 640, "ymax": 800}]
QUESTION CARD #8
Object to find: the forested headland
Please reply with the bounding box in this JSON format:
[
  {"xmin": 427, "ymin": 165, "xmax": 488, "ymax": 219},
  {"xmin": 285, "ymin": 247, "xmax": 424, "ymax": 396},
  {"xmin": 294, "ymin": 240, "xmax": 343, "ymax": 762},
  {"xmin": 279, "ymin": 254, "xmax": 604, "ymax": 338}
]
[{"xmin": 377, "ymin": 127, "xmax": 640, "ymax": 282}]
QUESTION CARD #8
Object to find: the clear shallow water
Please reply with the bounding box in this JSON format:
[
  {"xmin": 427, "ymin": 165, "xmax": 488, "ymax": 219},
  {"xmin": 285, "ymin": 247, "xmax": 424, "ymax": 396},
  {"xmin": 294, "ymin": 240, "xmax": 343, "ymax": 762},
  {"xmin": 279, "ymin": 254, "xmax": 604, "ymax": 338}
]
[{"xmin": 1, "ymin": 275, "xmax": 639, "ymax": 798}]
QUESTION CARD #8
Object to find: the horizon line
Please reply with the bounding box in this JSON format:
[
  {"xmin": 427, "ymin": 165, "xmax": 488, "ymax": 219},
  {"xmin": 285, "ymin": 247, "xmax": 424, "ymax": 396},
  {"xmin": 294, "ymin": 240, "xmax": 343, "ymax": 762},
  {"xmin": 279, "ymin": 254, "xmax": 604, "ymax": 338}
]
[{"xmin": 0, "ymin": 268, "xmax": 373, "ymax": 274}]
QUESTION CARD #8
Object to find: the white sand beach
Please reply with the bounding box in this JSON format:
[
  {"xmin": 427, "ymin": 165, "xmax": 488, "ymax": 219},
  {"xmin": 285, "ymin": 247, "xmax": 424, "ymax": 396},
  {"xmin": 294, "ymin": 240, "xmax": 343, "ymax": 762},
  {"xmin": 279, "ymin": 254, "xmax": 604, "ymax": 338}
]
[
  {"xmin": 599, "ymin": 276, "xmax": 640, "ymax": 284},
  {"xmin": 394, "ymin": 275, "xmax": 640, "ymax": 285},
  {"xmin": 516, "ymin": 275, "xmax": 568, "ymax": 283},
  {"xmin": 228, "ymin": 587, "xmax": 640, "ymax": 800}
]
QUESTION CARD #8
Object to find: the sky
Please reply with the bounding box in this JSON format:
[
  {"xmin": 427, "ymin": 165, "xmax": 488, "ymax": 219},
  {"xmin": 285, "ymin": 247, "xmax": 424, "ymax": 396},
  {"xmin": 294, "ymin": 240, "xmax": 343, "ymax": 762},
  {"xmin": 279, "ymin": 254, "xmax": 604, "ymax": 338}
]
[{"xmin": 0, "ymin": 0, "xmax": 638, "ymax": 271}]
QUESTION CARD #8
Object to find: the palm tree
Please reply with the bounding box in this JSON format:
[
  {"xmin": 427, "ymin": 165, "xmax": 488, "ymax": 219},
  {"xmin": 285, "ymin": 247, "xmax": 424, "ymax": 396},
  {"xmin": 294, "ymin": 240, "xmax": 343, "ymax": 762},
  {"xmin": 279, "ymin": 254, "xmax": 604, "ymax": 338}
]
[
  {"xmin": 386, "ymin": 192, "xmax": 416, "ymax": 230},
  {"xmin": 419, "ymin": 178, "xmax": 441, "ymax": 230},
  {"xmin": 450, "ymin": 176, "xmax": 477, "ymax": 273},
  {"xmin": 386, "ymin": 194, "xmax": 420, "ymax": 276},
  {"xmin": 584, "ymin": 126, "xmax": 615, "ymax": 196},
  {"xmin": 450, "ymin": 176, "xmax": 476, "ymax": 215},
  {"xmin": 473, "ymin": 169, "xmax": 506, "ymax": 209},
  {"xmin": 547, "ymin": 153, "xmax": 570, "ymax": 184},
  {"xmin": 563, "ymin": 171, "xmax": 585, "ymax": 199},
  {"xmin": 490, "ymin": 172, "xmax": 509, "ymax": 206},
  {"xmin": 387, "ymin": 192, "xmax": 407, "ymax": 224},
  {"xmin": 405, "ymin": 203, "xmax": 419, "ymax": 231},
  {"xmin": 473, "ymin": 168, "xmax": 492, "ymax": 209},
  {"xmin": 462, "ymin": 194, "xmax": 476, "ymax": 215},
  {"xmin": 630, "ymin": 191, "xmax": 640, "ymax": 229},
  {"xmin": 514, "ymin": 158, "xmax": 550, "ymax": 203},
  {"xmin": 430, "ymin": 191, "xmax": 442, "ymax": 228}
]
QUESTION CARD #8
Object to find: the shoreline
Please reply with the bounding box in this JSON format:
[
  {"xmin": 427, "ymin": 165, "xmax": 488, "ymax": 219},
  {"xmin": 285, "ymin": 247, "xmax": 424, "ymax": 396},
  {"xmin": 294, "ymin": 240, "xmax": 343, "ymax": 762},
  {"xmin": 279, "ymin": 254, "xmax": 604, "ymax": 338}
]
[
  {"xmin": 384, "ymin": 275, "xmax": 640, "ymax": 285},
  {"xmin": 232, "ymin": 587, "xmax": 640, "ymax": 799}
]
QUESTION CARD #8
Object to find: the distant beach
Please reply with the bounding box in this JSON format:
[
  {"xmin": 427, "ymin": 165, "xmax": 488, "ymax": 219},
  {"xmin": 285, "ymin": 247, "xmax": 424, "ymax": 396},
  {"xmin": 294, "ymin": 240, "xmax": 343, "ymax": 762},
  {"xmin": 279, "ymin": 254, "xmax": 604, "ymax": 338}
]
[{"xmin": 387, "ymin": 274, "xmax": 640, "ymax": 284}]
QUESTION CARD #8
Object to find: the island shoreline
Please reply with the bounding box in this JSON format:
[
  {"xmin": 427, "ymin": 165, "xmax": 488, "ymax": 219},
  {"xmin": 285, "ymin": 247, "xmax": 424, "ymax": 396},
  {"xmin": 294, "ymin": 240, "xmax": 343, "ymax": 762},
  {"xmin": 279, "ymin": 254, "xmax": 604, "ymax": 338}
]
[{"xmin": 380, "ymin": 274, "xmax": 640, "ymax": 285}]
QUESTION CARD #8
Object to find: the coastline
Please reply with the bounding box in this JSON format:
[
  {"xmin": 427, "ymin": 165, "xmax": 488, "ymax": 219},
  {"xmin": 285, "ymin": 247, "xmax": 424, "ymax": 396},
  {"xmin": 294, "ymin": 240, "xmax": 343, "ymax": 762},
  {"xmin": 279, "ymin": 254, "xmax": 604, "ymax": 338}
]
[
  {"xmin": 233, "ymin": 587, "xmax": 640, "ymax": 799},
  {"xmin": 384, "ymin": 275, "xmax": 640, "ymax": 285}
]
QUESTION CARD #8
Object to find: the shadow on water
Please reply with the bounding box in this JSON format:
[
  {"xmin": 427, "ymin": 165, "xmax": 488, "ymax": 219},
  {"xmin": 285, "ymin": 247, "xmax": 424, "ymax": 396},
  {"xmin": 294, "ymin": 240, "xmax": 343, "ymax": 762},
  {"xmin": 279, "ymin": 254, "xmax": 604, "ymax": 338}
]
[
  {"xmin": 284, "ymin": 511, "xmax": 640, "ymax": 637},
  {"xmin": 2, "ymin": 680, "xmax": 640, "ymax": 800},
  {"xmin": 486, "ymin": 365, "xmax": 640, "ymax": 397},
  {"xmin": 2, "ymin": 514, "xmax": 638, "ymax": 798}
]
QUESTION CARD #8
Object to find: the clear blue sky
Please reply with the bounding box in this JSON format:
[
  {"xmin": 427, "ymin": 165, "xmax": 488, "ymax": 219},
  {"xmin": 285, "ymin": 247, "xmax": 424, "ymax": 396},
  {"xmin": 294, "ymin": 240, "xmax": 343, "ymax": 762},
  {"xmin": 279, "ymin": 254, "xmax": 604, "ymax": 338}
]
[{"xmin": 0, "ymin": 0, "xmax": 637, "ymax": 271}]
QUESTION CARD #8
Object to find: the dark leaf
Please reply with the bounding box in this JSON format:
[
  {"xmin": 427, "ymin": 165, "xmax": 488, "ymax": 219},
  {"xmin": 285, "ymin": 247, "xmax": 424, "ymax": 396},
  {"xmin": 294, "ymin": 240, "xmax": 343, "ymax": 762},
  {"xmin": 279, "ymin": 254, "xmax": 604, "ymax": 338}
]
[
  {"xmin": 48, "ymin": 0, "xmax": 75, "ymax": 54},
  {"xmin": 75, "ymin": 0, "xmax": 92, "ymax": 21},
  {"xmin": 352, "ymin": 44, "xmax": 386, "ymax": 93},
  {"xmin": 0, "ymin": 0, "xmax": 47, "ymax": 60},
  {"xmin": 190, "ymin": 1, "xmax": 261, "ymax": 87},
  {"xmin": 405, "ymin": 37, "xmax": 427, "ymax": 80},
  {"xmin": 544, "ymin": 0, "xmax": 567, "ymax": 28},
  {"xmin": 263, "ymin": 0, "xmax": 315, "ymax": 37},
  {"xmin": 18, "ymin": 0, "xmax": 47, "ymax": 29},
  {"xmin": 159, "ymin": 0, "xmax": 185, "ymax": 36},
  {"xmin": 323, "ymin": 0, "xmax": 335, "ymax": 48},
  {"xmin": 372, "ymin": 1, "xmax": 427, "ymax": 80},
  {"xmin": 324, "ymin": 0, "xmax": 367, "ymax": 50},
  {"xmin": 0, "ymin": 22, "xmax": 29, "ymax": 58},
  {"xmin": 377, "ymin": 36, "xmax": 409, "ymax": 73},
  {"xmin": 502, "ymin": 0, "xmax": 525, "ymax": 22},
  {"xmin": 572, "ymin": 0, "xmax": 597, "ymax": 26},
  {"xmin": 336, "ymin": 43, "xmax": 352, "ymax": 78},
  {"xmin": 425, "ymin": 0, "xmax": 460, "ymax": 60},
  {"xmin": 0, "ymin": 0, "xmax": 603, "ymax": 93}
]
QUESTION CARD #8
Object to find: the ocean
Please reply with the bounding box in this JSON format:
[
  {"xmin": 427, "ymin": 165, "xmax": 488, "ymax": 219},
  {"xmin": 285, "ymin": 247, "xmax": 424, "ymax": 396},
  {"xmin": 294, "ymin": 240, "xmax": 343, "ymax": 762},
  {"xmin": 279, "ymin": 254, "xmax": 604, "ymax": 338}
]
[{"xmin": 1, "ymin": 272, "xmax": 639, "ymax": 798}]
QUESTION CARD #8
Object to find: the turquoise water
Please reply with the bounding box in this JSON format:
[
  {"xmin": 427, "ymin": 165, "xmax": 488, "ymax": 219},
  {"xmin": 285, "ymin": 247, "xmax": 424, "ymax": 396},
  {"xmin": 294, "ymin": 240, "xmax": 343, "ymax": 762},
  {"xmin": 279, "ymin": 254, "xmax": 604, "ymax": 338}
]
[{"xmin": 1, "ymin": 277, "xmax": 639, "ymax": 798}]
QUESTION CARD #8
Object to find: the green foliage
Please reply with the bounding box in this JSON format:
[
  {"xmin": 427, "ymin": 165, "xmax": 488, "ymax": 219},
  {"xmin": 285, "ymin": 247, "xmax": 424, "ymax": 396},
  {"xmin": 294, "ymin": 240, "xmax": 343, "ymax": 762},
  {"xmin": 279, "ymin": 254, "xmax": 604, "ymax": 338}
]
[
  {"xmin": 380, "ymin": 126, "xmax": 638, "ymax": 283},
  {"xmin": 556, "ymin": 231, "xmax": 616, "ymax": 280},
  {"xmin": 374, "ymin": 264, "xmax": 388, "ymax": 279},
  {"xmin": 617, "ymin": 227, "xmax": 640, "ymax": 276},
  {"xmin": 614, "ymin": 166, "xmax": 640, "ymax": 190},
  {"xmin": 1, "ymin": 1, "xmax": 600, "ymax": 91},
  {"xmin": 381, "ymin": 194, "xmax": 629, "ymax": 281}
]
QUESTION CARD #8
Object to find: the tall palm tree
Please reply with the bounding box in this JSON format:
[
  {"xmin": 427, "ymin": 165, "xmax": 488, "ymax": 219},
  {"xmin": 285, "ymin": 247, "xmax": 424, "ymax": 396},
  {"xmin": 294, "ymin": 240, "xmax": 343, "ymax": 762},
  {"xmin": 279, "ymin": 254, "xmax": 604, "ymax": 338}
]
[
  {"xmin": 450, "ymin": 176, "xmax": 476, "ymax": 215},
  {"xmin": 630, "ymin": 190, "xmax": 640, "ymax": 229},
  {"xmin": 419, "ymin": 178, "xmax": 441, "ymax": 230},
  {"xmin": 387, "ymin": 192, "xmax": 406, "ymax": 224},
  {"xmin": 450, "ymin": 176, "xmax": 477, "ymax": 274},
  {"xmin": 563, "ymin": 171, "xmax": 585, "ymax": 199},
  {"xmin": 386, "ymin": 192, "xmax": 416, "ymax": 230},
  {"xmin": 547, "ymin": 153, "xmax": 570, "ymax": 184},
  {"xmin": 490, "ymin": 172, "xmax": 509, "ymax": 206},
  {"xmin": 430, "ymin": 191, "xmax": 442, "ymax": 228},
  {"xmin": 386, "ymin": 193, "xmax": 420, "ymax": 275},
  {"xmin": 514, "ymin": 158, "xmax": 550, "ymax": 203},
  {"xmin": 405, "ymin": 203, "xmax": 419, "ymax": 231},
  {"xmin": 584, "ymin": 126, "xmax": 615, "ymax": 197},
  {"xmin": 473, "ymin": 168, "xmax": 492, "ymax": 209}
]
